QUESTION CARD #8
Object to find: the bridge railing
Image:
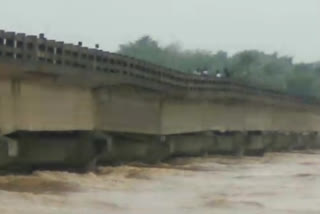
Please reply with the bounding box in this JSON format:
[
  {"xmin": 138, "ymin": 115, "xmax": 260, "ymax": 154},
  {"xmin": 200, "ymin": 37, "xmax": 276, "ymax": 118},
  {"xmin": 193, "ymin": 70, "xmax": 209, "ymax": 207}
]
[{"xmin": 0, "ymin": 30, "xmax": 319, "ymax": 106}]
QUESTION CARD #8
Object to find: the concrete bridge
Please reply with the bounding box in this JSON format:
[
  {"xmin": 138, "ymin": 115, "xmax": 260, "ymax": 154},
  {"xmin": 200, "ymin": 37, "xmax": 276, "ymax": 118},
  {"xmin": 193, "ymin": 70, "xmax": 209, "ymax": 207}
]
[{"xmin": 0, "ymin": 30, "xmax": 319, "ymax": 172}]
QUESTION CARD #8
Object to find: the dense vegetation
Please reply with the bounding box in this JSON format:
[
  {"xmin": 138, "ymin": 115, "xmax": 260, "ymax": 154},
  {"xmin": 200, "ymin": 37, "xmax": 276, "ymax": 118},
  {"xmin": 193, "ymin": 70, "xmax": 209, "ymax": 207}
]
[{"xmin": 118, "ymin": 36, "xmax": 320, "ymax": 98}]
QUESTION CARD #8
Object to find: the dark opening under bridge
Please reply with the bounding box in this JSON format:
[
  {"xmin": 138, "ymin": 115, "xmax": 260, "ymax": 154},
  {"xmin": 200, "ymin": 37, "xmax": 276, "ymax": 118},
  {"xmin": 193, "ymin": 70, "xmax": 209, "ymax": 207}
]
[{"xmin": 0, "ymin": 30, "xmax": 319, "ymax": 172}]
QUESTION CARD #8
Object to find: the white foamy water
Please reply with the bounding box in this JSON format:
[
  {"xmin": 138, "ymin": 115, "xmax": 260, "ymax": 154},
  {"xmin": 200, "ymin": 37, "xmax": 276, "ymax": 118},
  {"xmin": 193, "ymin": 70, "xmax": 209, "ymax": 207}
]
[{"xmin": 0, "ymin": 152, "xmax": 320, "ymax": 214}]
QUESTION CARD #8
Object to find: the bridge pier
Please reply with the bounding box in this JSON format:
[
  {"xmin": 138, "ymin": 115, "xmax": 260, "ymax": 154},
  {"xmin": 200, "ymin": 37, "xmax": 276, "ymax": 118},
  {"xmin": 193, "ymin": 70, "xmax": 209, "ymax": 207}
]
[
  {"xmin": 263, "ymin": 132, "xmax": 320, "ymax": 152},
  {"xmin": 165, "ymin": 131, "xmax": 267, "ymax": 158},
  {"xmin": 166, "ymin": 133, "xmax": 214, "ymax": 158},
  {"xmin": 245, "ymin": 131, "xmax": 267, "ymax": 156},
  {"xmin": 211, "ymin": 132, "xmax": 249, "ymax": 156},
  {"xmin": 313, "ymin": 133, "xmax": 320, "ymax": 149},
  {"xmin": 213, "ymin": 132, "xmax": 237, "ymax": 155},
  {"xmin": 268, "ymin": 132, "xmax": 291, "ymax": 152},
  {"xmin": 98, "ymin": 134, "xmax": 171, "ymax": 165},
  {"xmin": 0, "ymin": 130, "xmax": 319, "ymax": 172},
  {"xmin": 306, "ymin": 132, "xmax": 319, "ymax": 149},
  {"xmin": 1, "ymin": 131, "xmax": 107, "ymax": 172},
  {"xmin": 0, "ymin": 136, "xmax": 19, "ymax": 172},
  {"xmin": 83, "ymin": 132, "xmax": 113, "ymax": 172}
]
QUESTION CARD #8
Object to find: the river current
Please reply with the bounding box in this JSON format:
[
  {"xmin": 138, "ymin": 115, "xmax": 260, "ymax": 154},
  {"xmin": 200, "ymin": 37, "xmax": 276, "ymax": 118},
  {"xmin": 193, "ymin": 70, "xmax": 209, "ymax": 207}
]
[{"xmin": 0, "ymin": 152, "xmax": 319, "ymax": 214}]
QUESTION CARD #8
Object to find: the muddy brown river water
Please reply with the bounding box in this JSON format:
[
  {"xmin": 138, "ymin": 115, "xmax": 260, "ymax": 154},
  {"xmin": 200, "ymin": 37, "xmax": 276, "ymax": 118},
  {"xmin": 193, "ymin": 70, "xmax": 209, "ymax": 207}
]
[{"xmin": 0, "ymin": 152, "xmax": 320, "ymax": 214}]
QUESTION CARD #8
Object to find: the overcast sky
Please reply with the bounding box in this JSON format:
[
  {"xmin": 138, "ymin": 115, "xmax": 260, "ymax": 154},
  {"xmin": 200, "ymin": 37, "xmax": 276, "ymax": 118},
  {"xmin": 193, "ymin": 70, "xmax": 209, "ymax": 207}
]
[{"xmin": 0, "ymin": 0, "xmax": 319, "ymax": 63}]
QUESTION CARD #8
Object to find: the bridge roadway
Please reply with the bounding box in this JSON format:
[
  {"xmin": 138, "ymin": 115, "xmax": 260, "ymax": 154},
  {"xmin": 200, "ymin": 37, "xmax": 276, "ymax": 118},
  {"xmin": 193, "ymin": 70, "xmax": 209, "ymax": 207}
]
[{"xmin": 0, "ymin": 30, "xmax": 319, "ymax": 171}]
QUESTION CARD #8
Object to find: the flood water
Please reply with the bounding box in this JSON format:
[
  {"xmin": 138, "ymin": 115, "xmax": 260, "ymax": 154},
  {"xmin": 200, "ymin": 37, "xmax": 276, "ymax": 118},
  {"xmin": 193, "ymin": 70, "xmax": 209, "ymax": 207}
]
[{"xmin": 0, "ymin": 152, "xmax": 320, "ymax": 214}]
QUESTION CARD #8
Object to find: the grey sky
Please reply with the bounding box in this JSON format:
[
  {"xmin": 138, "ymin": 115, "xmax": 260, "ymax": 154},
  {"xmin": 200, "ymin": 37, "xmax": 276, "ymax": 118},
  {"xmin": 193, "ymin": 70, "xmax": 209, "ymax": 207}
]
[{"xmin": 0, "ymin": 0, "xmax": 319, "ymax": 62}]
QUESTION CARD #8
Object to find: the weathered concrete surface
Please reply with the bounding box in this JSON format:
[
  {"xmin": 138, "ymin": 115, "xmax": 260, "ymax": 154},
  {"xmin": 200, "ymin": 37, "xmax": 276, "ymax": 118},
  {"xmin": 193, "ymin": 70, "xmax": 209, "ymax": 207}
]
[
  {"xmin": 167, "ymin": 134, "xmax": 214, "ymax": 157},
  {"xmin": 1, "ymin": 77, "xmax": 320, "ymax": 136},
  {"xmin": 0, "ymin": 79, "xmax": 94, "ymax": 135},
  {"xmin": 0, "ymin": 132, "xmax": 98, "ymax": 171},
  {"xmin": 0, "ymin": 136, "xmax": 17, "ymax": 169},
  {"xmin": 95, "ymin": 87, "xmax": 161, "ymax": 135},
  {"xmin": 161, "ymin": 99, "xmax": 320, "ymax": 134},
  {"xmin": 98, "ymin": 134, "xmax": 170, "ymax": 164}
]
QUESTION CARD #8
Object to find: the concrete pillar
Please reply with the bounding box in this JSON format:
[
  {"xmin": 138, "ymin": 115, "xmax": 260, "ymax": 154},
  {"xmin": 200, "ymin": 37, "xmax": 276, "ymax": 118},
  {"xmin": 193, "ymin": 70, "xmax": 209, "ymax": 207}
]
[
  {"xmin": 168, "ymin": 141, "xmax": 175, "ymax": 154},
  {"xmin": 15, "ymin": 33, "xmax": 25, "ymax": 60},
  {"xmin": 213, "ymin": 132, "xmax": 245, "ymax": 155},
  {"xmin": 2, "ymin": 31, "xmax": 15, "ymax": 59},
  {"xmin": 286, "ymin": 133, "xmax": 306, "ymax": 151},
  {"xmin": 97, "ymin": 134, "xmax": 167, "ymax": 164},
  {"xmin": 289, "ymin": 132, "xmax": 314, "ymax": 150},
  {"xmin": 0, "ymin": 136, "xmax": 18, "ymax": 170},
  {"xmin": 0, "ymin": 30, "xmax": 3, "ymax": 45},
  {"xmin": 46, "ymin": 40, "xmax": 57, "ymax": 64},
  {"xmin": 88, "ymin": 48, "xmax": 97, "ymax": 70},
  {"xmin": 305, "ymin": 132, "xmax": 318, "ymax": 150},
  {"xmin": 95, "ymin": 50, "xmax": 104, "ymax": 71},
  {"xmin": 0, "ymin": 30, "xmax": 4, "ymax": 57},
  {"xmin": 232, "ymin": 132, "xmax": 248, "ymax": 157},
  {"xmin": 270, "ymin": 132, "xmax": 292, "ymax": 152},
  {"xmin": 81, "ymin": 132, "xmax": 114, "ymax": 171},
  {"xmin": 167, "ymin": 133, "xmax": 214, "ymax": 157},
  {"xmin": 2, "ymin": 132, "xmax": 107, "ymax": 172},
  {"xmin": 246, "ymin": 132, "xmax": 267, "ymax": 156},
  {"xmin": 313, "ymin": 133, "xmax": 320, "ymax": 149},
  {"xmin": 37, "ymin": 35, "xmax": 47, "ymax": 62},
  {"xmin": 259, "ymin": 132, "xmax": 274, "ymax": 153},
  {"xmin": 24, "ymin": 35, "xmax": 38, "ymax": 60},
  {"xmin": 78, "ymin": 47, "xmax": 89, "ymax": 69},
  {"xmin": 55, "ymin": 41, "xmax": 64, "ymax": 65},
  {"xmin": 145, "ymin": 135, "xmax": 172, "ymax": 163},
  {"xmin": 63, "ymin": 43, "xmax": 79, "ymax": 67}
]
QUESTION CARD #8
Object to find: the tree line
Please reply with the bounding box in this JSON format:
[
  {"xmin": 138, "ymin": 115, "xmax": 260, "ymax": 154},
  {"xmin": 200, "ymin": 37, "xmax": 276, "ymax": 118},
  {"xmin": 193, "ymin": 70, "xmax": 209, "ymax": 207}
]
[{"xmin": 118, "ymin": 36, "xmax": 320, "ymax": 98}]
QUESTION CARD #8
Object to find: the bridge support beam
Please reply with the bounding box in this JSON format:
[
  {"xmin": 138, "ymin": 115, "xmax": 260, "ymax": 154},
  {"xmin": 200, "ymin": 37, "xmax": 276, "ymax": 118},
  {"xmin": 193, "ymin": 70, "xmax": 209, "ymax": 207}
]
[
  {"xmin": 83, "ymin": 132, "xmax": 113, "ymax": 172},
  {"xmin": 306, "ymin": 132, "xmax": 319, "ymax": 150},
  {"xmin": 313, "ymin": 133, "xmax": 320, "ymax": 149},
  {"xmin": 166, "ymin": 133, "xmax": 214, "ymax": 158},
  {"xmin": 268, "ymin": 132, "xmax": 291, "ymax": 152},
  {"xmin": 0, "ymin": 136, "xmax": 18, "ymax": 172},
  {"xmin": 0, "ymin": 130, "xmax": 319, "ymax": 172},
  {"xmin": 212, "ymin": 132, "xmax": 248, "ymax": 156},
  {"xmin": 98, "ymin": 134, "xmax": 172, "ymax": 164},
  {"xmin": 1, "ymin": 131, "xmax": 111, "ymax": 172},
  {"xmin": 245, "ymin": 132, "xmax": 267, "ymax": 156}
]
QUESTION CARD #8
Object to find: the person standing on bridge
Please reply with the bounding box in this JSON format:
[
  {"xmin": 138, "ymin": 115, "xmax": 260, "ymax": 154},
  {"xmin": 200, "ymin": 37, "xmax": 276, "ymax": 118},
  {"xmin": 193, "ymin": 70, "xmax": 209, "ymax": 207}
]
[
  {"xmin": 202, "ymin": 69, "xmax": 208, "ymax": 76},
  {"xmin": 216, "ymin": 69, "xmax": 222, "ymax": 78}
]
